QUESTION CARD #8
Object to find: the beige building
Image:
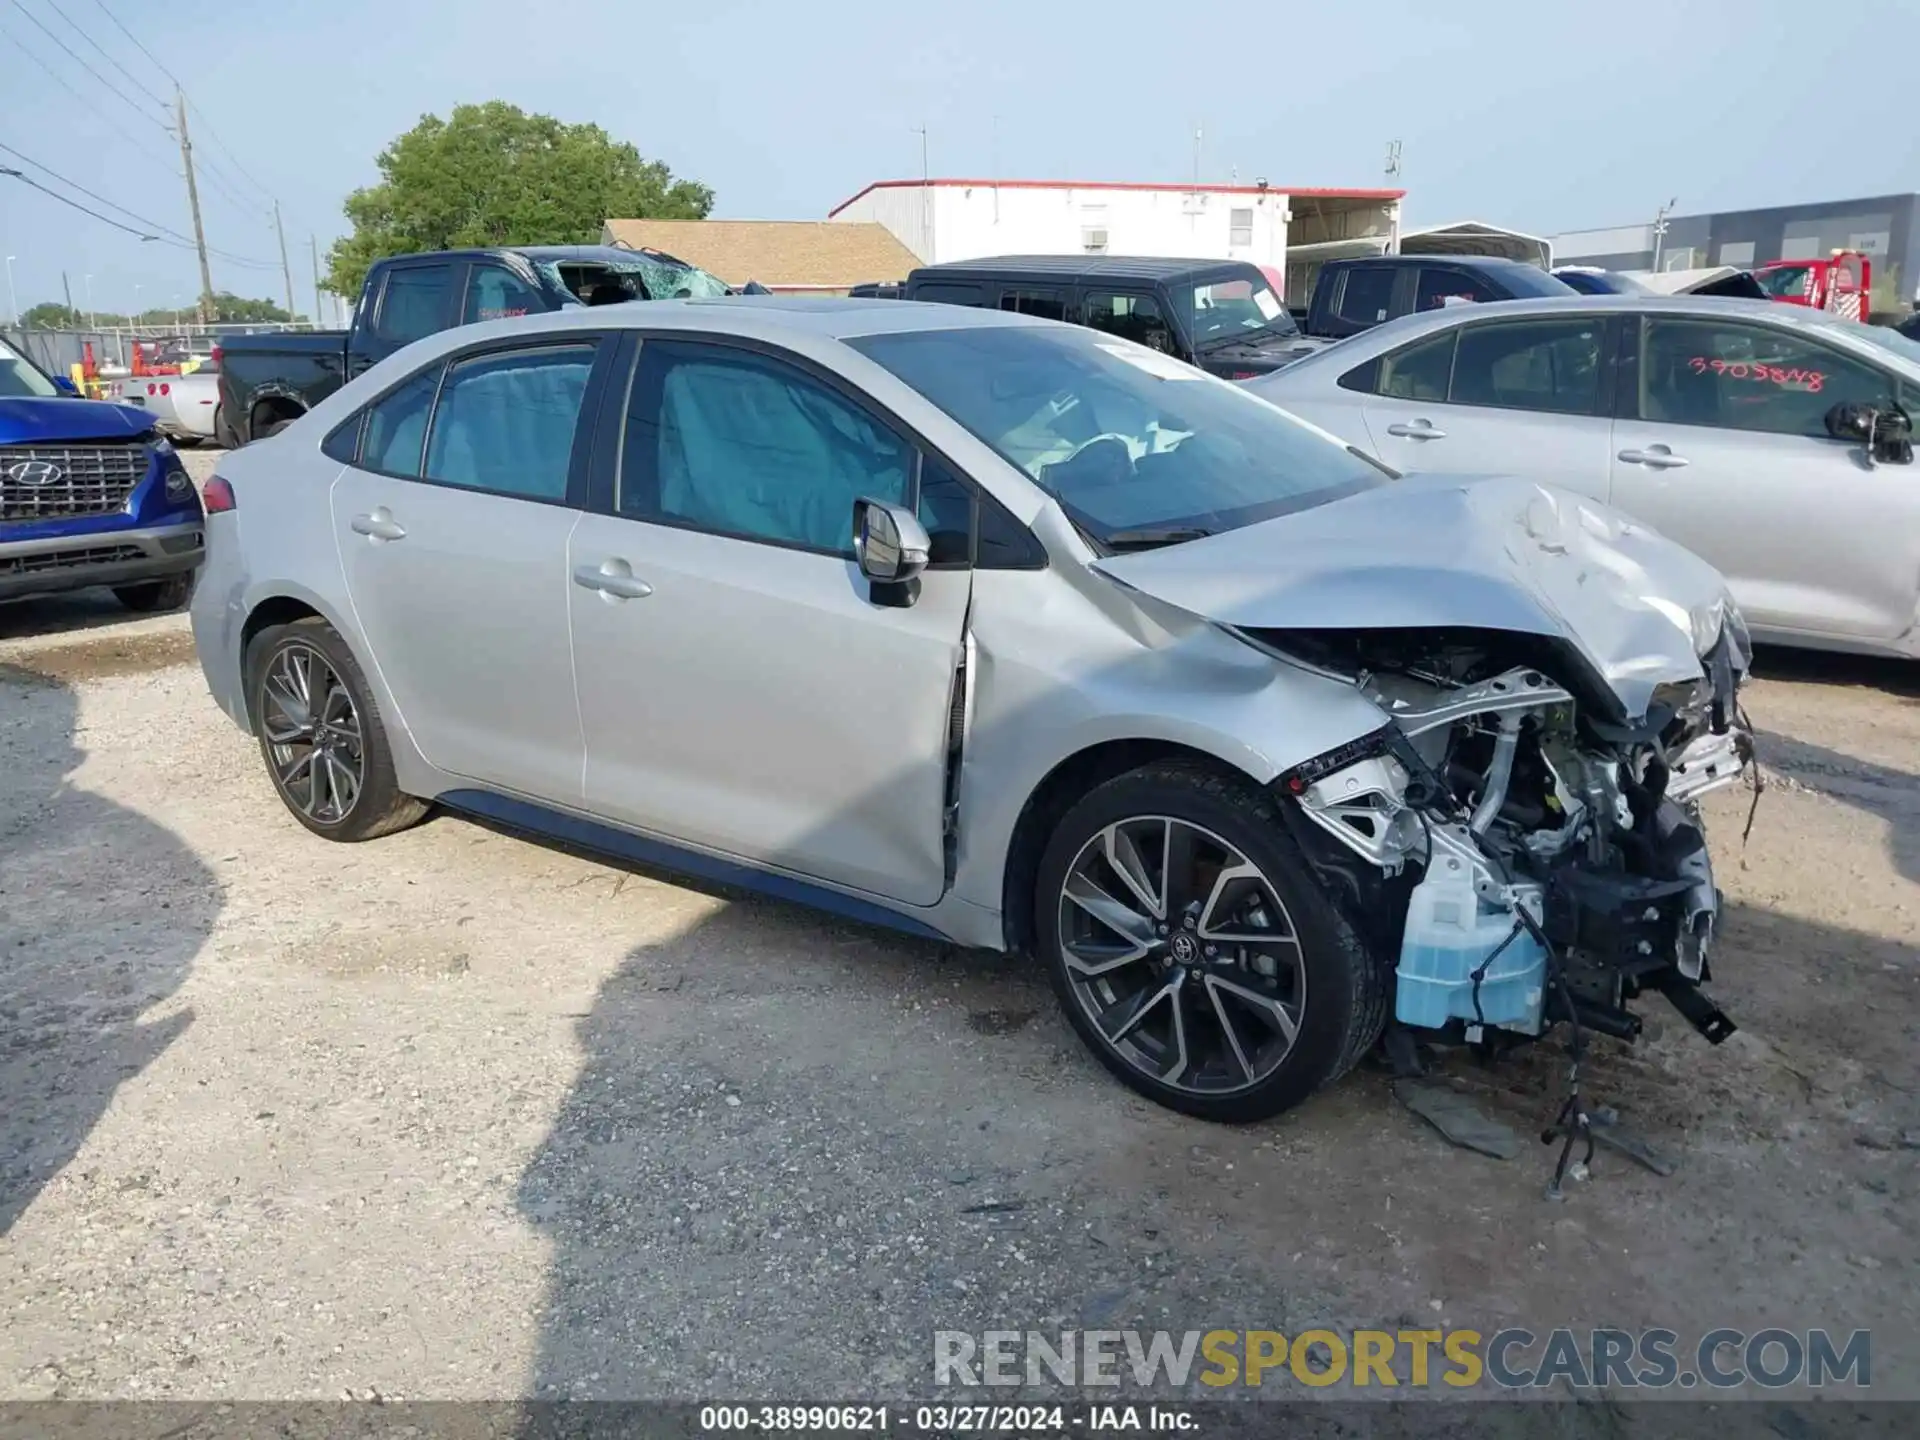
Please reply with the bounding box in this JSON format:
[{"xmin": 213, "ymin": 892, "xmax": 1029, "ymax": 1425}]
[{"xmin": 600, "ymin": 218, "xmax": 921, "ymax": 294}]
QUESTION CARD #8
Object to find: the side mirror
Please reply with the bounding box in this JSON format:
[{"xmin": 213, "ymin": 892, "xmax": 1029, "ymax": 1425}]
[
  {"xmin": 51, "ymin": 374, "xmax": 79, "ymax": 396},
  {"xmin": 852, "ymin": 498, "xmax": 930, "ymax": 605},
  {"xmin": 1826, "ymin": 402, "xmax": 1914, "ymax": 464}
]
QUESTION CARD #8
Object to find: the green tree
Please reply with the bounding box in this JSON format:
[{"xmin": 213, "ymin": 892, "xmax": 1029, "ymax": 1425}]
[
  {"xmin": 208, "ymin": 292, "xmax": 300, "ymax": 324},
  {"xmin": 19, "ymin": 301, "xmax": 82, "ymax": 328},
  {"xmin": 325, "ymin": 101, "xmax": 712, "ymax": 298}
]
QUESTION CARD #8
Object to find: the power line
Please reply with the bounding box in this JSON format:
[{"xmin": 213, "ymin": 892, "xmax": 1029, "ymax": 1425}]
[
  {"xmin": 0, "ymin": 141, "xmax": 282, "ymax": 270},
  {"xmin": 85, "ymin": 1, "xmax": 290, "ymax": 228},
  {"xmin": 0, "ymin": 15, "xmax": 180, "ymax": 171},
  {"xmin": 88, "ymin": 0, "xmax": 178, "ymax": 86},
  {"xmin": 5, "ymin": 0, "xmax": 167, "ymax": 123},
  {"xmin": 187, "ymin": 98, "xmax": 278, "ymax": 206},
  {"xmin": 0, "ymin": 138, "xmax": 194, "ymax": 245},
  {"xmin": 43, "ymin": 0, "xmax": 170, "ymax": 113},
  {"xmin": 1, "ymin": 168, "xmax": 168, "ymax": 243}
]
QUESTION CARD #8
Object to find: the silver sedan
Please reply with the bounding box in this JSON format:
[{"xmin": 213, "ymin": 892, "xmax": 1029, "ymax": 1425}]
[
  {"xmin": 1250, "ymin": 293, "xmax": 1920, "ymax": 660},
  {"xmin": 191, "ymin": 297, "xmax": 1751, "ymax": 1121}
]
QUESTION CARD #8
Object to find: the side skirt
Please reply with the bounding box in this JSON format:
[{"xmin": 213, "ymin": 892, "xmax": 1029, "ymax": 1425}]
[{"xmin": 435, "ymin": 788, "xmax": 954, "ymax": 945}]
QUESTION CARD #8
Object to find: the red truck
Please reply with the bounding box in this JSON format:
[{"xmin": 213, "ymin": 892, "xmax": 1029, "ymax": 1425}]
[{"xmin": 1754, "ymin": 250, "xmax": 1871, "ymax": 320}]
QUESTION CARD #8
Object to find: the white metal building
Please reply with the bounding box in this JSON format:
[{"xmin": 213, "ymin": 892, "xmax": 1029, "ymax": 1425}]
[{"xmin": 827, "ymin": 178, "xmax": 1406, "ymax": 291}]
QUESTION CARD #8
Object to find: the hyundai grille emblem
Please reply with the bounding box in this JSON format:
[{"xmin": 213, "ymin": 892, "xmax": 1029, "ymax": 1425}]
[{"xmin": 4, "ymin": 459, "xmax": 66, "ymax": 488}]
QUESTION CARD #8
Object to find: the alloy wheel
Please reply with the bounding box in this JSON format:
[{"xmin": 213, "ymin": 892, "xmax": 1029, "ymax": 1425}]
[
  {"xmin": 1057, "ymin": 816, "xmax": 1307, "ymax": 1096},
  {"xmin": 260, "ymin": 641, "xmax": 364, "ymax": 825}
]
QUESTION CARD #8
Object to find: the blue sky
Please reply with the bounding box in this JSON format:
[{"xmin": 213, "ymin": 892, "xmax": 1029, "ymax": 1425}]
[{"xmin": 3, "ymin": 0, "xmax": 1917, "ymax": 316}]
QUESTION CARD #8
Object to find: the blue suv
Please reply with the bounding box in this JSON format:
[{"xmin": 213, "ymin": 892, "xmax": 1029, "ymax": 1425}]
[{"xmin": 1, "ymin": 335, "xmax": 205, "ymax": 611}]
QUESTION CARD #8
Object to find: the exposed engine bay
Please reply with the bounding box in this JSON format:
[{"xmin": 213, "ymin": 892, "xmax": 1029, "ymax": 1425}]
[{"xmin": 1261, "ymin": 622, "xmax": 1754, "ymax": 1053}]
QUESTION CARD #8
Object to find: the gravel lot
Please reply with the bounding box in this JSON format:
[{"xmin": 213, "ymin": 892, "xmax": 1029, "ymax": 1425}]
[{"xmin": 2, "ymin": 450, "xmax": 1915, "ymax": 1403}]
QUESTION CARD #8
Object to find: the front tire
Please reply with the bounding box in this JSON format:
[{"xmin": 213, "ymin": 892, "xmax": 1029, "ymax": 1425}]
[
  {"xmin": 245, "ymin": 619, "xmax": 426, "ymax": 842},
  {"xmin": 1035, "ymin": 760, "xmax": 1388, "ymax": 1123},
  {"xmin": 113, "ymin": 573, "xmax": 194, "ymax": 612}
]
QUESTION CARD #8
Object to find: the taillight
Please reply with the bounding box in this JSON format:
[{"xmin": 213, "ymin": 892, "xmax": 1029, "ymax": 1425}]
[
  {"xmin": 159, "ymin": 382, "xmax": 170, "ymax": 396},
  {"xmin": 203, "ymin": 475, "xmax": 237, "ymax": 513},
  {"xmin": 210, "ymin": 344, "xmax": 223, "ymax": 367},
  {"xmin": 147, "ymin": 383, "xmax": 157, "ymax": 395}
]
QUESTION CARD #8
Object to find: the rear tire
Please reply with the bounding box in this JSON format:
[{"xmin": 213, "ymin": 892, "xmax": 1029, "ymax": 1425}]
[
  {"xmin": 113, "ymin": 573, "xmax": 194, "ymax": 613},
  {"xmin": 245, "ymin": 619, "xmax": 427, "ymax": 842},
  {"xmin": 1035, "ymin": 759, "xmax": 1388, "ymax": 1123},
  {"xmin": 257, "ymin": 416, "xmax": 295, "ymax": 440}
]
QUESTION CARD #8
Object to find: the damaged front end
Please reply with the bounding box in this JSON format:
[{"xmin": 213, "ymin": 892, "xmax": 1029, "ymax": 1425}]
[{"xmin": 1268, "ymin": 622, "xmax": 1753, "ymax": 1052}]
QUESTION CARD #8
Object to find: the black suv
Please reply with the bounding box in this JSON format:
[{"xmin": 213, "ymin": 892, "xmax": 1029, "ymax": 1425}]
[
  {"xmin": 1302, "ymin": 254, "xmax": 1577, "ymax": 340},
  {"xmin": 887, "ymin": 256, "xmax": 1324, "ymax": 378}
]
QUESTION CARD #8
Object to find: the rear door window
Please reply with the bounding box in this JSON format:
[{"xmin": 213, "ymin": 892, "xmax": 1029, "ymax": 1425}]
[
  {"xmin": 373, "ymin": 264, "xmax": 456, "ymax": 346},
  {"xmin": 999, "ymin": 288, "xmax": 1070, "ymax": 321},
  {"xmin": 422, "ymin": 343, "xmax": 598, "ymax": 501},
  {"xmin": 911, "ymin": 281, "xmax": 988, "ymax": 307},
  {"xmin": 1415, "ymin": 267, "xmax": 1501, "ymax": 311},
  {"xmin": 1082, "ymin": 291, "xmax": 1175, "ymax": 352},
  {"xmin": 1449, "ymin": 318, "xmax": 1605, "ymax": 415},
  {"xmin": 1374, "ymin": 331, "xmax": 1458, "ymax": 400},
  {"xmin": 463, "ymin": 263, "xmax": 545, "ymax": 323}
]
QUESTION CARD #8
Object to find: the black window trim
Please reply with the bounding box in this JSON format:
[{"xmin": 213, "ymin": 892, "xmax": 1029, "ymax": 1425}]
[
  {"xmin": 340, "ymin": 333, "xmax": 614, "ymax": 508},
  {"xmin": 583, "ymin": 329, "xmax": 1046, "ymax": 570},
  {"xmin": 1615, "ymin": 312, "xmax": 1906, "ymax": 435}
]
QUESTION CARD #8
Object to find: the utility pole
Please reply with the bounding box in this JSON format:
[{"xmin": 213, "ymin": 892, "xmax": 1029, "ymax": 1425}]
[
  {"xmin": 1652, "ymin": 197, "xmax": 1678, "ymax": 271},
  {"xmin": 174, "ymin": 86, "xmax": 216, "ymax": 324},
  {"xmin": 273, "ymin": 201, "xmax": 295, "ymax": 321},
  {"xmin": 910, "ymin": 124, "xmax": 930, "ymax": 259},
  {"xmin": 63, "ymin": 271, "xmax": 74, "ymax": 317},
  {"xmin": 309, "ymin": 234, "xmax": 323, "ymax": 327}
]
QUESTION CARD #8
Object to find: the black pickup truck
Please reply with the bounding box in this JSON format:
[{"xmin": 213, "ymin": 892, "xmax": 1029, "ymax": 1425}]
[{"xmin": 216, "ymin": 244, "xmax": 731, "ymax": 445}]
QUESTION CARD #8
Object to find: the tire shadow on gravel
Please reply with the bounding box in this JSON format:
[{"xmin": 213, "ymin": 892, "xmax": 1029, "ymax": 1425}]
[{"xmin": 0, "ymin": 662, "xmax": 222, "ymax": 1237}]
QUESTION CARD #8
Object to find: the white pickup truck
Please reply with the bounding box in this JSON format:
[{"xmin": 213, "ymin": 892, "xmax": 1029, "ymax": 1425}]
[{"xmin": 105, "ymin": 364, "xmax": 222, "ymax": 445}]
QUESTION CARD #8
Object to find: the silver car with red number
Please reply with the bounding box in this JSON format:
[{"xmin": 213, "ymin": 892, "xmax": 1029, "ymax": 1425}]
[{"xmin": 1250, "ymin": 294, "xmax": 1920, "ymax": 660}]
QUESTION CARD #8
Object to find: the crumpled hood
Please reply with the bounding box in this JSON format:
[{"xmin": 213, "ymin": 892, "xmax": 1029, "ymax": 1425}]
[
  {"xmin": 0, "ymin": 396, "xmax": 155, "ymax": 444},
  {"xmin": 1094, "ymin": 473, "xmax": 1734, "ymax": 720}
]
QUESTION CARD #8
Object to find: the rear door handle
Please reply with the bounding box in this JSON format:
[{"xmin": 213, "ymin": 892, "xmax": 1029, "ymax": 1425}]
[
  {"xmin": 573, "ymin": 561, "xmax": 653, "ymax": 600},
  {"xmin": 1618, "ymin": 446, "xmax": 1689, "ymax": 470},
  {"xmin": 1386, "ymin": 420, "xmax": 1447, "ymax": 439},
  {"xmin": 349, "ymin": 510, "xmax": 406, "ymax": 541}
]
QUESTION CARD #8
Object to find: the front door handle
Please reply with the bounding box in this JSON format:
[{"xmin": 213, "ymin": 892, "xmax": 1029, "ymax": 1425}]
[
  {"xmin": 1618, "ymin": 446, "xmax": 1690, "ymax": 470},
  {"xmin": 349, "ymin": 509, "xmax": 406, "ymax": 541},
  {"xmin": 573, "ymin": 560, "xmax": 653, "ymax": 600},
  {"xmin": 1385, "ymin": 419, "xmax": 1447, "ymax": 439}
]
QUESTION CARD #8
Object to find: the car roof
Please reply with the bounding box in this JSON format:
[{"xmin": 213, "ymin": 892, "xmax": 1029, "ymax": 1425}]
[
  {"xmin": 404, "ymin": 245, "xmax": 690, "ymax": 266},
  {"xmin": 912, "ymin": 254, "xmax": 1254, "ymax": 283},
  {"xmin": 1328, "ymin": 254, "xmax": 1544, "ymax": 272},
  {"xmin": 1266, "ymin": 292, "xmax": 1920, "ymax": 375},
  {"xmin": 418, "ymin": 292, "xmax": 1051, "ymax": 349}
]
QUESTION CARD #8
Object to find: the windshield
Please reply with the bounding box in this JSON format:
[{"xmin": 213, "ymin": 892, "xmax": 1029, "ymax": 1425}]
[
  {"xmin": 1755, "ymin": 264, "xmax": 1811, "ymax": 300},
  {"xmin": 1183, "ymin": 274, "xmax": 1300, "ymax": 347},
  {"xmin": 1849, "ymin": 321, "xmax": 1920, "ymax": 369},
  {"xmin": 848, "ymin": 323, "xmax": 1388, "ymax": 547},
  {"xmin": 539, "ymin": 255, "xmax": 731, "ymax": 304},
  {"xmin": 0, "ymin": 337, "xmax": 60, "ymax": 398},
  {"xmin": 1555, "ymin": 269, "xmax": 1648, "ymax": 295}
]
